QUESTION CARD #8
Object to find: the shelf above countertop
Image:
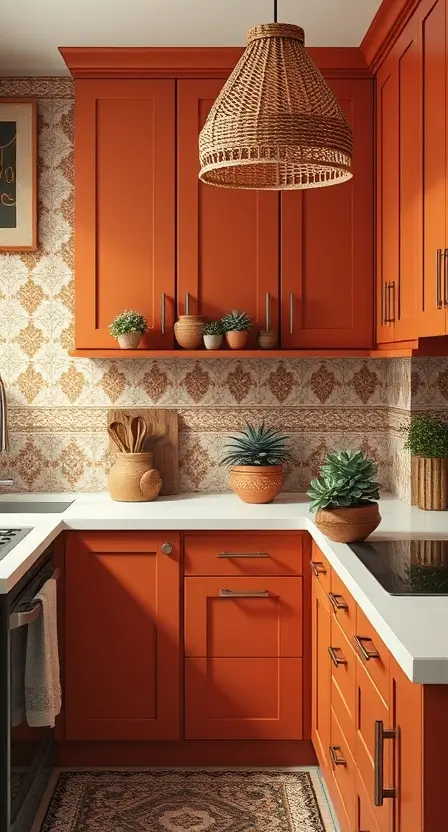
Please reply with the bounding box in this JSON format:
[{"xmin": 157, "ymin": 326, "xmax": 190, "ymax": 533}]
[{"xmin": 70, "ymin": 348, "xmax": 391, "ymax": 359}]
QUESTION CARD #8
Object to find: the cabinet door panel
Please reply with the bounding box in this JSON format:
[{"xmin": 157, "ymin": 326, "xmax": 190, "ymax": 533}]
[
  {"xmin": 282, "ymin": 79, "xmax": 374, "ymax": 348},
  {"xmin": 75, "ymin": 80, "xmax": 176, "ymax": 348},
  {"xmin": 329, "ymin": 707, "xmax": 356, "ymax": 831},
  {"xmin": 185, "ymin": 577, "xmax": 302, "ymax": 658},
  {"xmin": 177, "ymin": 80, "xmax": 279, "ymax": 336},
  {"xmin": 330, "ymin": 617, "xmax": 356, "ymax": 754},
  {"xmin": 185, "ymin": 657, "xmax": 303, "ymax": 739},
  {"xmin": 390, "ymin": 657, "xmax": 423, "ymax": 832},
  {"xmin": 311, "ymin": 576, "xmax": 332, "ymax": 776},
  {"xmin": 65, "ymin": 532, "xmax": 180, "ymax": 741}
]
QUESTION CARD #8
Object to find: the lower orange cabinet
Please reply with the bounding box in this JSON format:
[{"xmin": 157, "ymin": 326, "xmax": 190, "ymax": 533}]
[
  {"xmin": 64, "ymin": 532, "xmax": 181, "ymax": 741},
  {"xmin": 184, "ymin": 576, "xmax": 303, "ymax": 739},
  {"xmin": 311, "ymin": 573, "xmax": 332, "ymax": 774},
  {"xmin": 329, "ymin": 707, "xmax": 356, "ymax": 832}
]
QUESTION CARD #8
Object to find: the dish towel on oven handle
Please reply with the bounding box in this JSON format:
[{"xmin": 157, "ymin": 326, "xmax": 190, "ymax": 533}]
[{"xmin": 24, "ymin": 577, "xmax": 61, "ymax": 727}]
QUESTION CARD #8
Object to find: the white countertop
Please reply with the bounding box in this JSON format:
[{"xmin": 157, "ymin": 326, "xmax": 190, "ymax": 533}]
[{"xmin": 1, "ymin": 491, "xmax": 448, "ymax": 685}]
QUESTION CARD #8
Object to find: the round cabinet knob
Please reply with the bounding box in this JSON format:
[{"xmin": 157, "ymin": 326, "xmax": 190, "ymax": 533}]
[{"xmin": 161, "ymin": 542, "xmax": 173, "ymax": 555}]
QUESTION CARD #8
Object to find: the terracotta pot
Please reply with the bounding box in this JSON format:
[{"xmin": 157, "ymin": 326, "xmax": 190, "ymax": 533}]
[
  {"xmin": 108, "ymin": 452, "xmax": 162, "ymax": 502},
  {"xmin": 412, "ymin": 456, "xmax": 448, "ymax": 510},
  {"xmin": 203, "ymin": 333, "xmax": 223, "ymax": 350},
  {"xmin": 117, "ymin": 331, "xmax": 141, "ymax": 349},
  {"xmin": 174, "ymin": 315, "xmax": 206, "ymax": 349},
  {"xmin": 258, "ymin": 330, "xmax": 278, "ymax": 349},
  {"xmin": 314, "ymin": 503, "xmax": 381, "ymax": 543},
  {"xmin": 229, "ymin": 465, "xmax": 283, "ymax": 504},
  {"xmin": 226, "ymin": 330, "xmax": 249, "ymax": 350}
]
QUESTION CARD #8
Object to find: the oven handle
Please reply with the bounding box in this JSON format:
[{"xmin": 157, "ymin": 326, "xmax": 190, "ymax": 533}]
[{"xmin": 9, "ymin": 568, "xmax": 60, "ymax": 631}]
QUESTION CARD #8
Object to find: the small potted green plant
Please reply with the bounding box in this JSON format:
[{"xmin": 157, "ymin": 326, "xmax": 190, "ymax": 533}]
[
  {"xmin": 220, "ymin": 421, "xmax": 291, "ymax": 503},
  {"xmin": 221, "ymin": 309, "xmax": 252, "ymax": 349},
  {"xmin": 307, "ymin": 450, "xmax": 381, "ymax": 543},
  {"xmin": 203, "ymin": 320, "xmax": 224, "ymax": 350},
  {"xmin": 109, "ymin": 309, "xmax": 148, "ymax": 349},
  {"xmin": 405, "ymin": 414, "xmax": 448, "ymax": 510}
]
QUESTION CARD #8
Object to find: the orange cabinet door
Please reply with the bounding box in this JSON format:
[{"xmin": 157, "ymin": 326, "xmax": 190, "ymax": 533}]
[
  {"xmin": 328, "ymin": 707, "xmax": 356, "ymax": 832},
  {"xmin": 311, "ymin": 575, "xmax": 332, "ymax": 775},
  {"xmin": 65, "ymin": 532, "xmax": 180, "ymax": 741},
  {"xmin": 177, "ymin": 80, "xmax": 279, "ymax": 338},
  {"xmin": 74, "ymin": 80, "xmax": 176, "ymax": 349},
  {"xmin": 281, "ymin": 79, "xmax": 374, "ymax": 349},
  {"xmin": 184, "ymin": 576, "xmax": 303, "ymax": 739},
  {"xmin": 389, "ymin": 657, "xmax": 422, "ymax": 832}
]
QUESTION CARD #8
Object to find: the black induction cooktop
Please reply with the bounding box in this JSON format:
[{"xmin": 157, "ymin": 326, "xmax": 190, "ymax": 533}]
[{"xmin": 349, "ymin": 539, "xmax": 448, "ymax": 595}]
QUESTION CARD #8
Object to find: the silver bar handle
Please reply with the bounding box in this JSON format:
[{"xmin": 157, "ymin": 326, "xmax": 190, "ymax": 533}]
[
  {"xmin": 161, "ymin": 292, "xmax": 165, "ymax": 335},
  {"xmin": 289, "ymin": 292, "xmax": 294, "ymax": 335},
  {"xmin": 388, "ymin": 281, "xmax": 396, "ymax": 323},
  {"xmin": 219, "ymin": 589, "xmax": 270, "ymax": 598},
  {"xmin": 217, "ymin": 552, "xmax": 269, "ymax": 559},
  {"xmin": 10, "ymin": 568, "xmax": 60, "ymax": 631},
  {"xmin": 185, "ymin": 292, "xmax": 190, "ymax": 316},
  {"xmin": 265, "ymin": 292, "xmax": 271, "ymax": 332}
]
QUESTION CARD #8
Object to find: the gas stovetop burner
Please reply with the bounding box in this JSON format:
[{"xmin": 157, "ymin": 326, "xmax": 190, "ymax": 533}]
[
  {"xmin": 349, "ymin": 539, "xmax": 448, "ymax": 595},
  {"xmin": 0, "ymin": 529, "xmax": 31, "ymax": 560}
]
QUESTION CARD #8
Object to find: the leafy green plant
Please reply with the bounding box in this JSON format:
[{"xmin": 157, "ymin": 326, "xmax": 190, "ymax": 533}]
[
  {"xmin": 109, "ymin": 310, "xmax": 148, "ymax": 338},
  {"xmin": 203, "ymin": 319, "xmax": 224, "ymax": 336},
  {"xmin": 221, "ymin": 309, "xmax": 252, "ymax": 332},
  {"xmin": 220, "ymin": 421, "xmax": 291, "ymax": 468},
  {"xmin": 307, "ymin": 450, "xmax": 380, "ymax": 513},
  {"xmin": 404, "ymin": 414, "xmax": 448, "ymax": 458}
]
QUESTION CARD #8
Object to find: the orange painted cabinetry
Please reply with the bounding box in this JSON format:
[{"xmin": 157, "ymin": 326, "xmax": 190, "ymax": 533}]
[
  {"xmin": 74, "ymin": 80, "xmax": 176, "ymax": 349},
  {"xmin": 281, "ymin": 79, "xmax": 374, "ymax": 349},
  {"xmin": 64, "ymin": 532, "xmax": 181, "ymax": 741}
]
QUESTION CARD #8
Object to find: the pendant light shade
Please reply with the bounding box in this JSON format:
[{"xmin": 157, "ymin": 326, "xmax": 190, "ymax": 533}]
[{"xmin": 199, "ymin": 23, "xmax": 353, "ymax": 190}]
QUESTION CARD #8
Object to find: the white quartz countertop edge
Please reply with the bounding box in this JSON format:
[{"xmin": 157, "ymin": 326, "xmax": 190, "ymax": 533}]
[{"xmin": 1, "ymin": 491, "xmax": 447, "ymax": 685}]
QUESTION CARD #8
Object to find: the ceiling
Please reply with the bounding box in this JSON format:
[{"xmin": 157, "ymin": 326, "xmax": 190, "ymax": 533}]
[{"xmin": 0, "ymin": 0, "xmax": 382, "ymax": 76}]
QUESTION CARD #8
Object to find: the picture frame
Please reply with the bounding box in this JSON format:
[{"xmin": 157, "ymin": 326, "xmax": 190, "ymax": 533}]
[{"xmin": 0, "ymin": 98, "xmax": 37, "ymax": 252}]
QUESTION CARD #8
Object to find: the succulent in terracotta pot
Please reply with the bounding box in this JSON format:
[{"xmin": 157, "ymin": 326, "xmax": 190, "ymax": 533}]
[
  {"xmin": 405, "ymin": 414, "xmax": 448, "ymax": 510},
  {"xmin": 220, "ymin": 421, "xmax": 291, "ymax": 504},
  {"xmin": 308, "ymin": 450, "xmax": 381, "ymax": 543},
  {"xmin": 221, "ymin": 309, "xmax": 252, "ymax": 349},
  {"xmin": 109, "ymin": 309, "xmax": 148, "ymax": 349},
  {"xmin": 203, "ymin": 319, "xmax": 224, "ymax": 350}
]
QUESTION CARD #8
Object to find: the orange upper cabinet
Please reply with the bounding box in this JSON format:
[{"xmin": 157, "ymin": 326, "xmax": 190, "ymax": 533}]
[
  {"xmin": 64, "ymin": 532, "xmax": 181, "ymax": 741},
  {"xmin": 177, "ymin": 80, "xmax": 279, "ymax": 338},
  {"xmin": 281, "ymin": 79, "xmax": 374, "ymax": 349},
  {"xmin": 74, "ymin": 80, "xmax": 176, "ymax": 349}
]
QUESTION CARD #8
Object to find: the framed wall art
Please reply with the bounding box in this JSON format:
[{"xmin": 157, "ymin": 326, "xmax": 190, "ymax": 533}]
[{"xmin": 0, "ymin": 98, "xmax": 37, "ymax": 251}]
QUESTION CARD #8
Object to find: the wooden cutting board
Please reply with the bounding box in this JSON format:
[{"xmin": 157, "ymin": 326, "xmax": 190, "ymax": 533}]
[{"xmin": 107, "ymin": 408, "xmax": 179, "ymax": 495}]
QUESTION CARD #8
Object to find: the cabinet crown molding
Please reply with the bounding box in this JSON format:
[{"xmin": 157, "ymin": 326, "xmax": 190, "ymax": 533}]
[{"xmin": 361, "ymin": 0, "xmax": 421, "ymax": 71}]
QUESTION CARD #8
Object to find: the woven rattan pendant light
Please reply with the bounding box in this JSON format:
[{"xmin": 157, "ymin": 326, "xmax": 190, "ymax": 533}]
[{"xmin": 199, "ymin": 1, "xmax": 353, "ymax": 190}]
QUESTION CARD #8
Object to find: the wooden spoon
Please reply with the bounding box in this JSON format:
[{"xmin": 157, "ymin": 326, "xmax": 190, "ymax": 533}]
[
  {"xmin": 130, "ymin": 416, "xmax": 147, "ymax": 453},
  {"xmin": 108, "ymin": 421, "xmax": 129, "ymax": 453}
]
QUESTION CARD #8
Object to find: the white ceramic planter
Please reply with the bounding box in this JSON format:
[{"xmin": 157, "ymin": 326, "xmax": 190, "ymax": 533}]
[{"xmin": 203, "ymin": 333, "xmax": 223, "ymax": 350}]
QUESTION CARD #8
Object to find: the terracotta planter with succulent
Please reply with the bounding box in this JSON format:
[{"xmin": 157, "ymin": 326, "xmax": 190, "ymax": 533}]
[
  {"xmin": 203, "ymin": 319, "xmax": 224, "ymax": 350},
  {"xmin": 108, "ymin": 309, "xmax": 148, "ymax": 349},
  {"xmin": 405, "ymin": 414, "xmax": 448, "ymax": 510},
  {"xmin": 308, "ymin": 451, "xmax": 381, "ymax": 543},
  {"xmin": 220, "ymin": 421, "xmax": 291, "ymax": 504},
  {"xmin": 222, "ymin": 309, "xmax": 252, "ymax": 349}
]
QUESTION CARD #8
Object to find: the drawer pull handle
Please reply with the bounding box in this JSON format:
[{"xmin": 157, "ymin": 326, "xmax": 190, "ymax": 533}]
[
  {"xmin": 329, "ymin": 745, "xmax": 347, "ymax": 767},
  {"xmin": 354, "ymin": 635, "xmax": 380, "ymax": 661},
  {"xmin": 219, "ymin": 589, "xmax": 270, "ymax": 598},
  {"xmin": 310, "ymin": 561, "xmax": 327, "ymax": 577},
  {"xmin": 374, "ymin": 720, "xmax": 396, "ymax": 806},
  {"xmin": 328, "ymin": 646, "xmax": 347, "ymax": 667},
  {"xmin": 217, "ymin": 552, "xmax": 269, "ymax": 559},
  {"xmin": 437, "ymin": 248, "xmax": 443, "ymax": 309},
  {"xmin": 328, "ymin": 592, "xmax": 348, "ymax": 611}
]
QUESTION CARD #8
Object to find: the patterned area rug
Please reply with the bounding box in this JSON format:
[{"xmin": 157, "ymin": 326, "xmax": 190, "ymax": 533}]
[{"xmin": 40, "ymin": 770, "xmax": 335, "ymax": 831}]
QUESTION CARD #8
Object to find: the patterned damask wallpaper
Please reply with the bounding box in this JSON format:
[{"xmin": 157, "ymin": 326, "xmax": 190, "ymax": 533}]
[{"xmin": 0, "ymin": 77, "xmax": 447, "ymax": 500}]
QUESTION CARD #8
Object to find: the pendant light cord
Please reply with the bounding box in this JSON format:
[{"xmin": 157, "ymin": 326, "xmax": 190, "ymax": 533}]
[{"xmin": 274, "ymin": 0, "xmax": 278, "ymax": 22}]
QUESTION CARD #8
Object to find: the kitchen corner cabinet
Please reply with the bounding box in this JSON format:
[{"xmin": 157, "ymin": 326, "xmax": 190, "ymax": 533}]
[
  {"xmin": 281, "ymin": 79, "xmax": 374, "ymax": 349},
  {"xmin": 74, "ymin": 80, "xmax": 176, "ymax": 349},
  {"xmin": 64, "ymin": 532, "xmax": 181, "ymax": 741}
]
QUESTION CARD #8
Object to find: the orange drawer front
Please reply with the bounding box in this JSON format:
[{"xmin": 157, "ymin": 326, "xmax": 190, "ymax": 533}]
[
  {"xmin": 329, "ymin": 570, "xmax": 356, "ymax": 639},
  {"xmin": 184, "ymin": 532, "xmax": 303, "ymax": 576},
  {"xmin": 329, "ymin": 707, "xmax": 356, "ymax": 831},
  {"xmin": 310, "ymin": 542, "xmax": 331, "ymax": 593},
  {"xmin": 330, "ymin": 617, "xmax": 356, "ymax": 754},
  {"xmin": 354, "ymin": 606, "xmax": 390, "ymax": 705}
]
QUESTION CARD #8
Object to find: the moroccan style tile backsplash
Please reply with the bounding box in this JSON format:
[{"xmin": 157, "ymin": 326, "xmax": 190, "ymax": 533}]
[{"xmin": 0, "ymin": 77, "xmax": 447, "ymax": 500}]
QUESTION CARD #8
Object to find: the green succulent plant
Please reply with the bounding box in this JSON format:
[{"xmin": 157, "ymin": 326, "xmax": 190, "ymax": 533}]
[
  {"xmin": 109, "ymin": 309, "xmax": 148, "ymax": 337},
  {"xmin": 203, "ymin": 319, "xmax": 224, "ymax": 335},
  {"xmin": 221, "ymin": 309, "xmax": 252, "ymax": 332},
  {"xmin": 404, "ymin": 414, "xmax": 448, "ymax": 459},
  {"xmin": 220, "ymin": 421, "xmax": 291, "ymax": 468},
  {"xmin": 307, "ymin": 450, "xmax": 380, "ymax": 513}
]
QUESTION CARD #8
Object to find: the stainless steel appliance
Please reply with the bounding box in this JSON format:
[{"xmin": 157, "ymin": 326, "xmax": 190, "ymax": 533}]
[
  {"xmin": 349, "ymin": 539, "xmax": 448, "ymax": 595},
  {"xmin": 0, "ymin": 547, "xmax": 57, "ymax": 832}
]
